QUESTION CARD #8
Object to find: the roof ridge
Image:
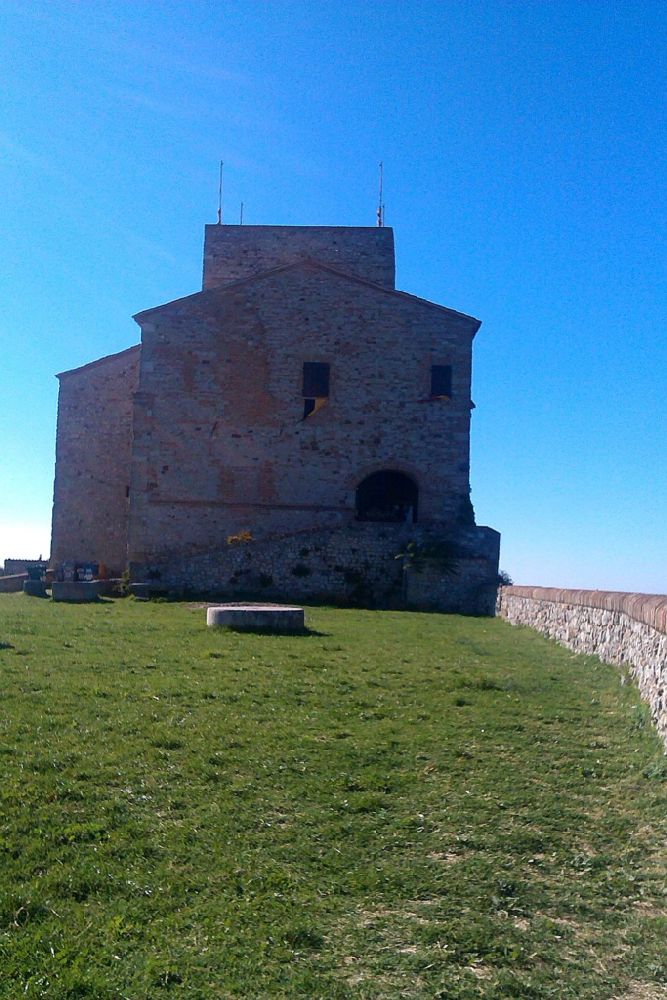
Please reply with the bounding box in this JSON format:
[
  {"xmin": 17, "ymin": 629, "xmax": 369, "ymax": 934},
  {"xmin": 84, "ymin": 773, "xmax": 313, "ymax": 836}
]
[{"xmin": 133, "ymin": 259, "xmax": 480, "ymax": 330}]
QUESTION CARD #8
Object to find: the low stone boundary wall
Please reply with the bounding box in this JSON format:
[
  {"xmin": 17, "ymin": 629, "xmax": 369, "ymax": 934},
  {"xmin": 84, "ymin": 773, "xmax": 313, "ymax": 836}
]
[
  {"xmin": 0, "ymin": 574, "xmax": 28, "ymax": 593},
  {"xmin": 497, "ymin": 586, "xmax": 667, "ymax": 746},
  {"xmin": 52, "ymin": 581, "xmax": 101, "ymax": 603}
]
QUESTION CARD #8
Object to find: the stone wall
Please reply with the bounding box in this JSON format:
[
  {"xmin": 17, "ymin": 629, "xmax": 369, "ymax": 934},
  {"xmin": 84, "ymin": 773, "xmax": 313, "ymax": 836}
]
[
  {"xmin": 50, "ymin": 345, "xmax": 140, "ymax": 575},
  {"xmin": 0, "ymin": 574, "xmax": 28, "ymax": 594},
  {"xmin": 135, "ymin": 523, "xmax": 499, "ymax": 614},
  {"xmin": 3, "ymin": 559, "xmax": 47, "ymax": 576},
  {"xmin": 406, "ymin": 525, "xmax": 501, "ymax": 615},
  {"xmin": 202, "ymin": 225, "xmax": 396, "ymax": 291},
  {"xmin": 497, "ymin": 586, "xmax": 667, "ymax": 746}
]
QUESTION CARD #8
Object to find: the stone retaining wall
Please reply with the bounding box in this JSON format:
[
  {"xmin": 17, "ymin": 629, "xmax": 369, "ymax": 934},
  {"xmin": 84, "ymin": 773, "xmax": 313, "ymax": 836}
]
[
  {"xmin": 497, "ymin": 586, "xmax": 667, "ymax": 746},
  {"xmin": 134, "ymin": 523, "xmax": 500, "ymax": 614}
]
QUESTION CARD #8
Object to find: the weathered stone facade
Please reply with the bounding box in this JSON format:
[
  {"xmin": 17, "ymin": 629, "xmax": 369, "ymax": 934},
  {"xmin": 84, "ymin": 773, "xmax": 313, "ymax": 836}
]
[
  {"xmin": 202, "ymin": 225, "xmax": 396, "ymax": 290},
  {"xmin": 51, "ymin": 346, "xmax": 140, "ymax": 573},
  {"xmin": 50, "ymin": 224, "xmax": 499, "ymax": 608},
  {"xmin": 497, "ymin": 586, "xmax": 667, "ymax": 747}
]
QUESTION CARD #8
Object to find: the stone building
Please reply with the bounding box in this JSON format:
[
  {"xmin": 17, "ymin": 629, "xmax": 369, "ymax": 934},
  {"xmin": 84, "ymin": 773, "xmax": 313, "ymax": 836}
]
[{"xmin": 50, "ymin": 223, "xmax": 499, "ymax": 610}]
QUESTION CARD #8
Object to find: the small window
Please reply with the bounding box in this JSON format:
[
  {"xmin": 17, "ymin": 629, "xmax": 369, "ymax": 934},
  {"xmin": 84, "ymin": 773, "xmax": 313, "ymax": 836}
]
[
  {"xmin": 430, "ymin": 364, "xmax": 452, "ymax": 398},
  {"xmin": 302, "ymin": 362, "xmax": 330, "ymax": 419},
  {"xmin": 302, "ymin": 362, "xmax": 330, "ymax": 398}
]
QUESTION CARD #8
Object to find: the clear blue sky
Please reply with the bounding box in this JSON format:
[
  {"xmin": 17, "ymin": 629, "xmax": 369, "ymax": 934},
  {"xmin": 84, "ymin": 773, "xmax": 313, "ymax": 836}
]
[{"xmin": 1, "ymin": 1, "xmax": 665, "ymax": 592}]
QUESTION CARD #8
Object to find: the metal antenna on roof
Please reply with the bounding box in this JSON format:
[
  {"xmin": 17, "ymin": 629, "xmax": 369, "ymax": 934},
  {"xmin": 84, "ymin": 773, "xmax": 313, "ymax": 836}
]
[
  {"xmin": 376, "ymin": 161, "xmax": 385, "ymax": 227},
  {"xmin": 217, "ymin": 160, "xmax": 224, "ymax": 224},
  {"xmin": 240, "ymin": 201, "xmax": 244, "ymax": 225}
]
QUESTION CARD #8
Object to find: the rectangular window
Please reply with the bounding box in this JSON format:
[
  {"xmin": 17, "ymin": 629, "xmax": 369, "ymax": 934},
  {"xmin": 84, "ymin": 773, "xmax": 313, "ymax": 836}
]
[
  {"xmin": 430, "ymin": 364, "xmax": 452, "ymax": 398},
  {"xmin": 302, "ymin": 362, "xmax": 330, "ymax": 420},
  {"xmin": 302, "ymin": 362, "xmax": 330, "ymax": 398}
]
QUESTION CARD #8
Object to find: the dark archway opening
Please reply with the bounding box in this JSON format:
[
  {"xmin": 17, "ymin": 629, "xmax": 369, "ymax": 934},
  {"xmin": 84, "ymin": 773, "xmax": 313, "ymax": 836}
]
[{"xmin": 355, "ymin": 471, "xmax": 419, "ymax": 523}]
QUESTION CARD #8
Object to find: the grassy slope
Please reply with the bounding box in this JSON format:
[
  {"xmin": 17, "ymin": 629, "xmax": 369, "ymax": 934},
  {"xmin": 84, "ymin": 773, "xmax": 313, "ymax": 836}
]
[{"xmin": 0, "ymin": 594, "xmax": 665, "ymax": 999}]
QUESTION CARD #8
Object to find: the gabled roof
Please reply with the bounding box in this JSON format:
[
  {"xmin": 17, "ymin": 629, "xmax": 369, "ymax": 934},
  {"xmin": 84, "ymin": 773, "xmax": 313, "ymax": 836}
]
[
  {"xmin": 133, "ymin": 259, "xmax": 481, "ymax": 333},
  {"xmin": 56, "ymin": 344, "xmax": 141, "ymax": 380}
]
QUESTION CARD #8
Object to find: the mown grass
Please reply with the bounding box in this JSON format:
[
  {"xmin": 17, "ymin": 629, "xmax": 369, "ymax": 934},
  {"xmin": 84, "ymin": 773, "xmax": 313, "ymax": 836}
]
[{"xmin": 0, "ymin": 593, "xmax": 666, "ymax": 999}]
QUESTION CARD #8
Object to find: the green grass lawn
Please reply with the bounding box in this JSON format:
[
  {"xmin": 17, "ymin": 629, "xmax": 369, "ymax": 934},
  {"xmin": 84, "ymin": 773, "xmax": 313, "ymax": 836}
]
[{"xmin": 0, "ymin": 594, "xmax": 665, "ymax": 999}]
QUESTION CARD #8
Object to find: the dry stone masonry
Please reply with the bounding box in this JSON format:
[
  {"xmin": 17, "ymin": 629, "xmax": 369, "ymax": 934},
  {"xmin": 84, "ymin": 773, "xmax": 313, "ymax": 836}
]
[
  {"xmin": 497, "ymin": 586, "xmax": 667, "ymax": 746},
  {"xmin": 50, "ymin": 223, "xmax": 499, "ymax": 610}
]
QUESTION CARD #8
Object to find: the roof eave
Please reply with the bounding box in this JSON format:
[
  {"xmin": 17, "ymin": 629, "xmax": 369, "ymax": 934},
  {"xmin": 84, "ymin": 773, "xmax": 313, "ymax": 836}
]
[{"xmin": 56, "ymin": 344, "xmax": 141, "ymax": 380}]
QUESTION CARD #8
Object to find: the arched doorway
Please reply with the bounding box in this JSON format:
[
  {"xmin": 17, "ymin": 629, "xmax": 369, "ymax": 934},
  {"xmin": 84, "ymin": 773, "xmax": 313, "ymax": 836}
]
[{"xmin": 355, "ymin": 470, "xmax": 418, "ymax": 523}]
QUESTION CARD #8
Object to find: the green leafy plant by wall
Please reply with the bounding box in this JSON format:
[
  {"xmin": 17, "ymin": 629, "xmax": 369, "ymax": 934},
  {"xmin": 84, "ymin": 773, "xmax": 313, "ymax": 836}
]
[{"xmin": 394, "ymin": 539, "xmax": 461, "ymax": 576}]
